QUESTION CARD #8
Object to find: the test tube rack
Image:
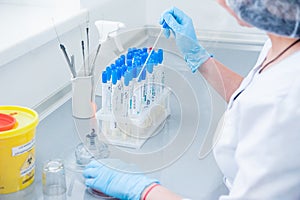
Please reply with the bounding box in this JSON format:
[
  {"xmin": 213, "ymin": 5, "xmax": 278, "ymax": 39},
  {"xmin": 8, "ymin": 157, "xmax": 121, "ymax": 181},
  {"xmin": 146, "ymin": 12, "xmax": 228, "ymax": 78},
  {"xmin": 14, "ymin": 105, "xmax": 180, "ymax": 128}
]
[
  {"xmin": 96, "ymin": 47, "xmax": 170, "ymax": 149},
  {"xmin": 97, "ymin": 87, "xmax": 170, "ymax": 149}
]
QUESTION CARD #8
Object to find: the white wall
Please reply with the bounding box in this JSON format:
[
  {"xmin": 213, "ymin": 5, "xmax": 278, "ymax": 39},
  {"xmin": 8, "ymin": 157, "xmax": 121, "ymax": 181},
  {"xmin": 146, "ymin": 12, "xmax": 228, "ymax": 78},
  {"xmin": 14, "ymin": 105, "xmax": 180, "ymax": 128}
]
[
  {"xmin": 0, "ymin": 27, "xmax": 82, "ymax": 108},
  {"xmin": 81, "ymin": 0, "xmax": 147, "ymax": 55},
  {"xmin": 0, "ymin": 0, "xmax": 80, "ymax": 9},
  {"xmin": 0, "ymin": 0, "xmax": 147, "ymax": 109},
  {"xmin": 145, "ymin": 0, "xmax": 263, "ymax": 34},
  {"xmin": 0, "ymin": 0, "xmax": 264, "ymax": 109}
]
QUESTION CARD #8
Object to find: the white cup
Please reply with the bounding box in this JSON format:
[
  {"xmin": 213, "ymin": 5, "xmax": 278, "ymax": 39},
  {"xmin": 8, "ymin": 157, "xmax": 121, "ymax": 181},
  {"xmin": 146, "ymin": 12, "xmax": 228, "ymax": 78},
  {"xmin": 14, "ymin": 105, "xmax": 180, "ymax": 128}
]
[{"xmin": 71, "ymin": 76, "xmax": 95, "ymax": 118}]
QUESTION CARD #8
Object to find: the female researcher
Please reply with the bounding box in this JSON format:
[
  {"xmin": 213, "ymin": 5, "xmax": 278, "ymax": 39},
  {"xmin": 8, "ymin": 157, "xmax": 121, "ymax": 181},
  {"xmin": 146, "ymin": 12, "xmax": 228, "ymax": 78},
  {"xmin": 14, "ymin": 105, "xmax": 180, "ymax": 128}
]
[{"xmin": 83, "ymin": 0, "xmax": 300, "ymax": 199}]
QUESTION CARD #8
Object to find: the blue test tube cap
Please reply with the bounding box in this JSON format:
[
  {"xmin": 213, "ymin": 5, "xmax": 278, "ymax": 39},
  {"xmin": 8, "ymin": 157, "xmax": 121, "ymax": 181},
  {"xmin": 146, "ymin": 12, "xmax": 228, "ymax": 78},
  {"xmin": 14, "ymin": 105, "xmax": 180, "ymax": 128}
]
[
  {"xmin": 142, "ymin": 47, "xmax": 148, "ymax": 53},
  {"xmin": 137, "ymin": 66, "xmax": 142, "ymax": 82},
  {"xmin": 117, "ymin": 67, "xmax": 122, "ymax": 80},
  {"xmin": 127, "ymin": 65, "xmax": 133, "ymax": 74},
  {"xmin": 147, "ymin": 60, "xmax": 154, "ymax": 74},
  {"xmin": 124, "ymin": 71, "xmax": 130, "ymax": 87},
  {"xmin": 115, "ymin": 58, "xmax": 121, "ymax": 67},
  {"xmin": 158, "ymin": 49, "xmax": 163, "ymax": 64},
  {"xmin": 133, "ymin": 51, "xmax": 140, "ymax": 58},
  {"xmin": 127, "ymin": 52, "xmax": 133, "ymax": 60},
  {"xmin": 122, "ymin": 65, "xmax": 127, "ymax": 76},
  {"xmin": 142, "ymin": 68, "xmax": 146, "ymax": 80},
  {"xmin": 102, "ymin": 71, "xmax": 107, "ymax": 83},
  {"xmin": 120, "ymin": 55, "xmax": 126, "ymax": 65},
  {"xmin": 134, "ymin": 57, "xmax": 141, "ymax": 67},
  {"xmin": 132, "ymin": 64, "xmax": 137, "ymax": 78},
  {"xmin": 127, "ymin": 59, "xmax": 132, "ymax": 67},
  {"xmin": 141, "ymin": 53, "xmax": 148, "ymax": 64},
  {"xmin": 112, "ymin": 69, "xmax": 118, "ymax": 85},
  {"xmin": 153, "ymin": 52, "xmax": 159, "ymax": 65},
  {"xmin": 127, "ymin": 65, "xmax": 132, "ymax": 70},
  {"xmin": 128, "ymin": 67, "xmax": 133, "ymax": 80},
  {"xmin": 106, "ymin": 67, "xmax": 112, "ymax": 81},
  {"xmin": 111, "ymin": 64, "xmax": 116, "ymax": 70}
]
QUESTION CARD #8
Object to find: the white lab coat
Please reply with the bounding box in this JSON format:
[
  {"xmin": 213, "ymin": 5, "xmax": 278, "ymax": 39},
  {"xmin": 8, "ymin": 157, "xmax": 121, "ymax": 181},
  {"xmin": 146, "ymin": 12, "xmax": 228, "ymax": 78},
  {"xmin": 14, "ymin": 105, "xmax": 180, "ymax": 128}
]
[{"xmin": 214, "ymin": 40, "xmax": 300, "ymax": 199}]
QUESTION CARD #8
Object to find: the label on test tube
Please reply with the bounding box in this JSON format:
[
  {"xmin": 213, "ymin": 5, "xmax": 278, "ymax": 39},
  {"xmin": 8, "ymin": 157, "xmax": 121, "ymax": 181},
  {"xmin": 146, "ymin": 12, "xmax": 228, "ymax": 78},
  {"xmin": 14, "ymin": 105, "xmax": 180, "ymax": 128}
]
[
  {"xmin": 129, "ymin": 65, "xmax": 138, "ymax": 117},
  {"xmin": 152, "ymin": 52, "xmax": 161, "ymax": 98},
  {"xmin": 117, "ymin": 67, "xmax": 124, "ymax": 111},
  {"xmin": 102, "ymin": 71, "xmax": 111, "ymax": 113},
  {"xmin": 146, "ymin": 60, "xmax": 156, "ymax": 104},
  {"xmin": 157, "ymin": 49, "xmax": 165, "ymax": 93},
  {"xmin": 111, "ymin": 70, "xmax": 119, "ymax": 131},
  {"xmin": 132, "ymin": 66, "xmax": 143, "ymax": 116},
  {"xmin": 141, "ymin": 68, "xmax": 148, "ymax": 109},
  {"xmin": 123, "ymin": 71, "xmax": 131, "ymax": 117}
]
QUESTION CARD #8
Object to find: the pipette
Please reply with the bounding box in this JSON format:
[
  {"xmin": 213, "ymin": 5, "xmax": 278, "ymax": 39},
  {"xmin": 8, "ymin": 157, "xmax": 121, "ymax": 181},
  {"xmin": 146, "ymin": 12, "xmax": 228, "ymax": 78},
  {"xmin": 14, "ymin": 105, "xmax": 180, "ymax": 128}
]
[{"xmin": 136, "ymin": 28, "xmax": 163, "ymax": 80}]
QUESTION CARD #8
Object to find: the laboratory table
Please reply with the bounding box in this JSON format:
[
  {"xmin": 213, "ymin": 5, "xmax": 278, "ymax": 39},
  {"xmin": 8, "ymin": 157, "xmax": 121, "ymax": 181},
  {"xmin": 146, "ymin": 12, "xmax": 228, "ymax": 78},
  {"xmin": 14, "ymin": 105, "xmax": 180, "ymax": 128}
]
[
  {"xmin": 0, "ymin": 91, "xmax": 227, "ymax": 200},
  {"xmin": 0, "ymin": 28, "xmax": 263, "ymax": 199}
]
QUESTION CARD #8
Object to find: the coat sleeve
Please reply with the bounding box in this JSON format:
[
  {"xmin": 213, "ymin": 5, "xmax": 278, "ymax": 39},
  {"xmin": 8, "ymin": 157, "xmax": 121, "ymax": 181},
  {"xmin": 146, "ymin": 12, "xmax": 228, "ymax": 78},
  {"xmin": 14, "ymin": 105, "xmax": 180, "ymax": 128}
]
[{"xmin": 220, "ymin": 79, "xmax": 300, "ymax": 200}]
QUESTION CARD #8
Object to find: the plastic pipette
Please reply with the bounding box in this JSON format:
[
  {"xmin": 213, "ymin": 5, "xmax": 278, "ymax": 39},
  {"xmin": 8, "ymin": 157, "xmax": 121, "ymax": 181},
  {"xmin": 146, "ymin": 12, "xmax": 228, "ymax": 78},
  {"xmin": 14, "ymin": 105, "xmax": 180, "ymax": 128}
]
[{"xmin": 137, "ymin": 29, "xmax": 163, "ymax": 80}]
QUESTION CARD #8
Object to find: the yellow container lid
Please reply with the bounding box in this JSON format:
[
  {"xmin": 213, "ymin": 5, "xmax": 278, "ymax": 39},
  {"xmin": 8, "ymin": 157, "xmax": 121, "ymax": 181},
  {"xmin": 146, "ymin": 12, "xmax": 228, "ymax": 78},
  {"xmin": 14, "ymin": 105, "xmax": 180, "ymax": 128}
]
[{"xmin": 0, "ymin": 106, "xmax": 39, "ymax": 139}]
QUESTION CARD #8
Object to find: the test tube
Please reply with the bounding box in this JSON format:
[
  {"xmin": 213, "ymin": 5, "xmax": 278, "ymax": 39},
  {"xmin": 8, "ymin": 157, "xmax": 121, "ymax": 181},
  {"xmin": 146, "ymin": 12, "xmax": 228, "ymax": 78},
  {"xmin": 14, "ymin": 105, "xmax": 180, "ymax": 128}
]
[
  {"xmin": 110, "ymin": 70, "xmax": 119, "ymax": 133},
  {"xmin": 158, "ymin": 49, "xmax": 165, "ymax": 93},
  {"xmin": 152, "ymin": 52, "xmax": 162, "ymax": 97},
  {"xmin": 131, "ymin": 62, "xmax": 144, "ymax": 117},
  {"xmin": 141, "ymin": 68, "xmax": 147, "ymax": 109},
  {"xmin": 117, "ymin": 67, "xmax": 124, "ymax": 116},
  {"xmin": 146, "ymin": 58, "xmax": 156, "ymax": 104},
  {"xmin": 101, "ymin": 71, "xmax": 111, "ymax": 113},
  {"xmin": 127, "ymin": 66, "xmax": 134, "ymax": 117},
  {"xmin": 123, "ymin": 71, "xmax": 131, "ymax": 117}
]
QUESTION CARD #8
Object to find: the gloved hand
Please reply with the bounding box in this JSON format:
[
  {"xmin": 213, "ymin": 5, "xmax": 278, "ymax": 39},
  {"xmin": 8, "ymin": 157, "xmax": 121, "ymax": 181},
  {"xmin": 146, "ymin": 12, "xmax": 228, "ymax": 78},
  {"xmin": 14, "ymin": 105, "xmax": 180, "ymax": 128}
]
[
  {"xmin": 83, "ymin": 159, "xmax": 159, "ymax": 200},
  {"xmin": 159, "ymin": 7, "xmax": 211, "ymax": 72}
]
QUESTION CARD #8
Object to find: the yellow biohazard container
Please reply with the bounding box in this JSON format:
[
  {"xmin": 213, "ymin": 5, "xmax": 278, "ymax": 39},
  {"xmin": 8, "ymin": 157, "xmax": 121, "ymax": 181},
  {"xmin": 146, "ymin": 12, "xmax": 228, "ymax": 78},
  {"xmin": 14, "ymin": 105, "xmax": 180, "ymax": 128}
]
[{"xmin": 0, "ymin": 106, "xmax": 39, "ymax": 194}]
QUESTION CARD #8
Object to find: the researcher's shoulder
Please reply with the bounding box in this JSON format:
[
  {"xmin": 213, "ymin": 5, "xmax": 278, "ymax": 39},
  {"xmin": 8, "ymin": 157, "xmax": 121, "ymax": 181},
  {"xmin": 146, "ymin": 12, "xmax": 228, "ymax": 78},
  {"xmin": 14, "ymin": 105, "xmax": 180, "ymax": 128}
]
[{"xmin": 284, "ymin": 49, "xmax": 300, "ymax": 71}]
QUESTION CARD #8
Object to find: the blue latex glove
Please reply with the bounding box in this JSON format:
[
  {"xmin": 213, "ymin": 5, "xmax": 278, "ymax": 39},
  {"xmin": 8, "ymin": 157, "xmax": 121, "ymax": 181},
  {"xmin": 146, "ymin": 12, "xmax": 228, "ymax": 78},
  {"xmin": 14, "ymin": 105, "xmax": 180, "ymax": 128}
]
[
  {"xmin": 159, "ymin": 7, "xmax": 211, "ymax": 72},
  {"xmin": 83, "ymin": 159, "xmax": 159, "ymax": 200}
]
